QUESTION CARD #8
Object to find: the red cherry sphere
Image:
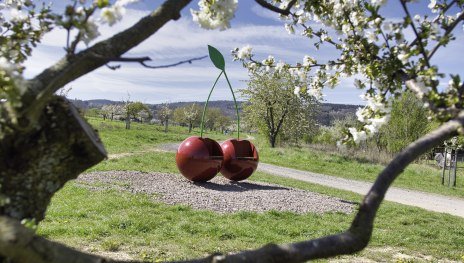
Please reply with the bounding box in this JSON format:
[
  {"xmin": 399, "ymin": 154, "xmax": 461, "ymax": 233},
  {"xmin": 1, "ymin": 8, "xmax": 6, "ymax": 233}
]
[
  {"xmin": 220, "ymin": 139, "xmax": 259, "ymax": 181},
  {"xmin": 176, "ymin": 136, "xmax": 224, "ymax": 182}
]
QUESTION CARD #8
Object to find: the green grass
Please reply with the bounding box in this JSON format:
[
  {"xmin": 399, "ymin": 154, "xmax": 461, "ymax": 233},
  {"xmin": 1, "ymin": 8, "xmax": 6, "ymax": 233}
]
[
  {"xmin": 88, "ymin": 151, "xmax": 177, "ymax": 173},
  {"xmin": 40, "ymin": 171, "xmax": 464, "ymax": 262},
  {"xmin": 257, "ymin": 144, "xmax": 464, "ymax": 198}
]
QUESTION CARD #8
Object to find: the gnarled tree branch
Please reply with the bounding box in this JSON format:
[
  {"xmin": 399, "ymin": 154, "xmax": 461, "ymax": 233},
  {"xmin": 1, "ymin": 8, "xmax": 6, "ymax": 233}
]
[
  {"xmin": 1, "ymin": 111, "xmax": 463, "ymax": 263},
  {"xmin": 19, "ymin": 0, "xmax": 192, "ymax": 130}
]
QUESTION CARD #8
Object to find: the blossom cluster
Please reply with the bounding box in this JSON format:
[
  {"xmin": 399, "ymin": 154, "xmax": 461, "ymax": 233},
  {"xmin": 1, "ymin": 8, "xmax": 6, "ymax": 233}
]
[{"xmin": 191, "ymin": 0, "xmax": 238, "ymax": 30}]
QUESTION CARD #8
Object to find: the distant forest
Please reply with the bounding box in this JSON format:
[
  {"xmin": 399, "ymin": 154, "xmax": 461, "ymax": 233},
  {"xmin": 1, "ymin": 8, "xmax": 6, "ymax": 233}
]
[{"xmin": 71, "ymin": 99, "xmax": 361, "ymax": 126}]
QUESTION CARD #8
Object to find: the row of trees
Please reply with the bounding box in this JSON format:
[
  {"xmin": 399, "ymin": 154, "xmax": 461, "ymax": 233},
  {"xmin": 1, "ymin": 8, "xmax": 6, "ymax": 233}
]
[
  {"xmin": 167, "ymin": 103, "xmax": 232, "ymax": 133},
  {"xmin": 85, "ymin": 102, "xmax": 151, "ymax": 129},
  {"xmin": 86, "ymin": 101, "xmax": 232, "ymax": 133}
]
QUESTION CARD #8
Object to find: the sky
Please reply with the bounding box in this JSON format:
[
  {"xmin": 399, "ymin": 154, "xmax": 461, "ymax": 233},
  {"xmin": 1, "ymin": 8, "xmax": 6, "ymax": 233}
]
[{"xmin": 22, "ymin": 0, "xmax": 464, "ymax": 105}]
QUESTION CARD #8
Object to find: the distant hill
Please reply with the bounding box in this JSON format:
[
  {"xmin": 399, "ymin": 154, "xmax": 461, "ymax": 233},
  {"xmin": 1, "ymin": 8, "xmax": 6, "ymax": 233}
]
[
  {"xmin": 71, "ymin": 99, "xmax": 360, "ymax": 126},
  {"xmin": 317, "ymin": 103, "xmax": 360, "ymax": 126}
]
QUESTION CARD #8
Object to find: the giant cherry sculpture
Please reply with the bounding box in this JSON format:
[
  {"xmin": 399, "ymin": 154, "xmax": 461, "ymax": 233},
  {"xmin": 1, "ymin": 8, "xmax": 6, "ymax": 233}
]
[{"xmin": 175, "ymin": 45, "xmax": 259, "ymax": 182}]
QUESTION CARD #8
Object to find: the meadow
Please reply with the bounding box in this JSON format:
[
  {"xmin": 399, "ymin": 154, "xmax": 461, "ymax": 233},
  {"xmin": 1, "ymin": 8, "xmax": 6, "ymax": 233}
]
[{"xmin": 38, "ymin": 118, "xmax": 464, "ymax": 262}]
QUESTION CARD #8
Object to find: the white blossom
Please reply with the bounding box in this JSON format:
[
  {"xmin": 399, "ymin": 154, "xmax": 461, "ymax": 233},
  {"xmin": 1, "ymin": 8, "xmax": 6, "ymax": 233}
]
[
  {"xmin": 99, "ymin": 0, "xmax": 138, "ymax": 26},
  {"xmin": 10, "ymin": 8, "xmax": 27, "ymax": 22},
  {"xmin": 428, "ymin": 0, "xmax": 437, "ymax": 12},
  {"xmin": 236, "ymin": 45, "xmax": 252, "ymax": 60},
  {"xmin": 275, "ymin": 61, "xmax": 285, "ymax": 72},
  {"xmin": 302, "ymin": 55, "xmax": 314, "ymax": 67},
  {"xmin": 285, "ymin": 23, "xmax": 295, "ymax": 34},
  {"xmin": 80, "ymin": 19, "xmax": 100, "ymax": 45},
  {"xmin": 356, "ymin": 108, "xmax": 366, "ymax": 122},
  {"xmin": 191, "ymin": 0, "xmax": 238, "ymax": 31},
  {"xmin": 370, "ymin": 0, "xmax": 387, "ymax": 7},
  {"xmin": 294, "ymin": 86, "xmax": 301, "ymax": 97},
  {"xmin": 397, "ymin": 51, "xmax": 409, "ymax": 64},
  {"xmin": 348, "ymin": 127, "xmax": 367, "ymax": 144},
  {"xmin": 366, "ymin": 31, "xmax": 378, "ymax": 43},
  {"xmin": 307, "ymin": 87, "xmax": 323, "ymax": 100}
]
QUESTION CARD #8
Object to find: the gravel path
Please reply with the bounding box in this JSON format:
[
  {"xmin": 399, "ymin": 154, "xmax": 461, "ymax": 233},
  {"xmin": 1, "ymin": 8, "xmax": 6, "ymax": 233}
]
[
  {"xmin": 259, "ymin": 163, "xmax": 464, "ymax": 218},
  {"xmin": 156, "ymin": 142, "xmax": 464, "ymax": 218},
  {"xmin": 77, "ymin": 171, "xmax": 354, "ymax": 214}
]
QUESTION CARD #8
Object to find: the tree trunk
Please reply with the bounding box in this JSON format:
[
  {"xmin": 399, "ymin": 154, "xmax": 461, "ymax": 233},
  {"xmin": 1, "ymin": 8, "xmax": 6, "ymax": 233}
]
[
  {"xmin": 0, "ymin": 96, "xmax": 107, "ymax": 222},
  {"xmin": 125, "ymin": 115, "xmax": 131, "ymax": 129},
  {"xmin": 164, "ymin": 119, "xmax": 169, "ymax": 133},
  {"xmin": 269, "ymin": 134, "xmax": 276, "ymax": 148},
  {"xmin": 188, "ymin": 122, "xmax": 192, "ymax": 133}
]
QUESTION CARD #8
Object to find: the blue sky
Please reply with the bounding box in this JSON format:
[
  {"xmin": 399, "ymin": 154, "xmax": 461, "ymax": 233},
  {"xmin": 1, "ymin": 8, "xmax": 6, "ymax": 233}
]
[{"xmin": 23, "ymin": 1, "xmax": 463, "ymax": 105}]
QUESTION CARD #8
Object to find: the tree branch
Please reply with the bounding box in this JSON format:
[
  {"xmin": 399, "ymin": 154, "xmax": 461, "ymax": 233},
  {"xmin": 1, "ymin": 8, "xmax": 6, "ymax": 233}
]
[
  {"xmin": 400, "ymin": 0, "xmax": 431, "ymax": 69},
  {"xmin": 2, "ymin": 108, "xmax": 463, "ymax": 262},
  {"xmin": 427, "ymin": 11, "xmax": 464, "ymax": 60},
  {"xmin": 254, "ymin": 0, "xmax": 297, "ymax": 16},
  {"xmin": 104, "ymin": 55, "xmax": 208, "ymax": 70},
  {"xmin": 19, "ymin": 0, "xmax": 192, "ymax": 130},
  {"xmin": 409, "ymin": 0, "xmax": 458, "ymax": 47}
]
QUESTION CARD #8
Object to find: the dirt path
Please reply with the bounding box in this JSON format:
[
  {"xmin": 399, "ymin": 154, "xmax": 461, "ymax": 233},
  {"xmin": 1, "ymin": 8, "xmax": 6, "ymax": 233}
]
[{"xmin": 116, "ymin": 142, "xmax": 464, "ymax": 218}]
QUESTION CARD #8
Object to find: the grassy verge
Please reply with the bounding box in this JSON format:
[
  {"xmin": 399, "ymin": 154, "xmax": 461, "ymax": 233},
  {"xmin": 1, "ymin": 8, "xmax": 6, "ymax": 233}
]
[{"xmin": 78, "ymin": 151, "xmax": 464, "ymax": 261}]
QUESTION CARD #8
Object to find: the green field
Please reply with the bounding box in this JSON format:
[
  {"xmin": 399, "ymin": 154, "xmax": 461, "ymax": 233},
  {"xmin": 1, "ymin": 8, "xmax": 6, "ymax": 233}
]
[{"xmin": 38, "ymin": 118, "xmax": 464, "ymax": 262}]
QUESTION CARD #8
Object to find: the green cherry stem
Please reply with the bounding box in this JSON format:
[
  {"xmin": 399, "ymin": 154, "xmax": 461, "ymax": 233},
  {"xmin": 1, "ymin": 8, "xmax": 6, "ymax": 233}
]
[
  {"xmin": 223, "ymin": 70, "xmax": 240, "ymax": 140},
  {"xmin": 200, "ymin": 71, "xmax": 223, "ymax": 138}
]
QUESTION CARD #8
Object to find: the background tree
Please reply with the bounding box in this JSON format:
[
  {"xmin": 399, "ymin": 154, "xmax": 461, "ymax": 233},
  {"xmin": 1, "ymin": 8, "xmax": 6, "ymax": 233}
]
[
  {"xmin": 241, "ymin": 69, "xmax": 319, "ymax": 147},
  {"xmin": 157, "ymin": 103, "xmax": 173, "ymax": 132},
  {"xmin": 216, "ymin": 111, "xmax": 232, "ymax": 134},
  {"xmin": 101, "ymin": 104, "xmax": 122, "ymax": 121},
  {"xmin": 173, "ymin": 103, "xmax": 201, "ymax": 133},
  {"xmin": 380, "ymin": 91, "xmax": 430, "ymax": 154},
  {"xmin": 204, "ymin": 107, "xmax": 226, "ymax": 132},
  {"xmin": 123, "ymin": 101, "xmax": 150, "ymax": 129}
]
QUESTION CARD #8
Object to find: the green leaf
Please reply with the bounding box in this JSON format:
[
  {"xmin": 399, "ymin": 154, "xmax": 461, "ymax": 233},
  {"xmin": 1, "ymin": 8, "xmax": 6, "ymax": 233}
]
[{"xmin": 208, "ymin": 45, "xmax": 225, "ymax": 71}]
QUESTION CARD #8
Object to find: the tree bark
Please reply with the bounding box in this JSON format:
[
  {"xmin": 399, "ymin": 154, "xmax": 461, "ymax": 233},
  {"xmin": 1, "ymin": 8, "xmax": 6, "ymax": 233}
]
[
  {"xmin": 0, "ymin": 96, "xmax": 107, "ymax": 222},
  {"xmin": 269, "ymin": 133, "xmax": 276, "ymax": 148},
  {"xmin": 125, "ymin": 115, "xmax": 131, "ymax": 130},
  {"xmin": 165, "ymin": 119, "xmax": 169, "ymax": 133}
]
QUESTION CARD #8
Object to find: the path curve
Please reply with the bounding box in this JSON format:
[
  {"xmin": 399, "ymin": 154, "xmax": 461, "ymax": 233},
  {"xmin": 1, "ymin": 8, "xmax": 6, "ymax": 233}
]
[{"xmin": 258, "ymin": 163, "xmax": 464, "ymax": 218}]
